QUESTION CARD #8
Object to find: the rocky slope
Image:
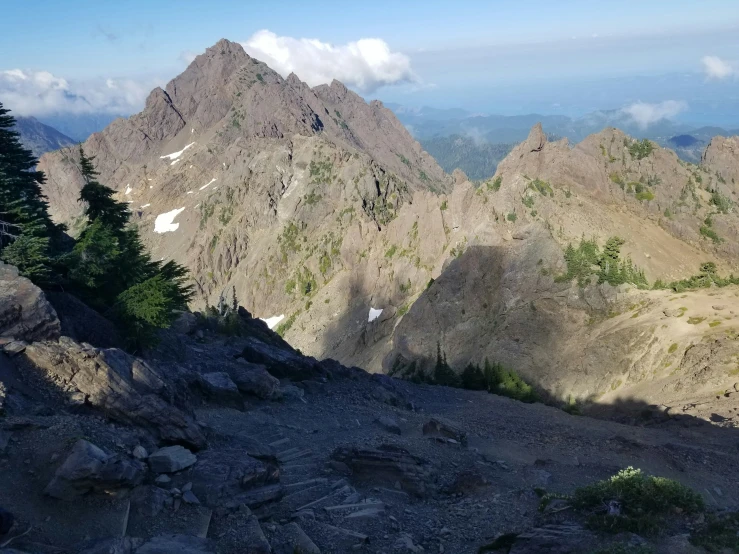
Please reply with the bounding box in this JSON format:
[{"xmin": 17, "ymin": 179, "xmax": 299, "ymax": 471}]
[
  {"xmin": 35, "ymin": 39, "xmax": 739, "ymax": 422},
  {"xmin": 13, "ymin": 116, "xmax": 75, "ymax": 159},
  {"xmin": 1, "ymin": 264, "xmax": 738, "ymax": 553}
]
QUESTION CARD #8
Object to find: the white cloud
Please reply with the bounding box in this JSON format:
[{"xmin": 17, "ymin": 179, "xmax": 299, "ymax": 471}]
[
  {"xmin": 701, "ymin": 55, "xmax": 734, "ymax": 80},
  {"xmin": 241, "ymin": 30, "xmax": 416, "ymax": 93},
  {"xmin": 0, "ymin": 68, "xmax": 161, "ymax": 117},
  {"xmin": 621, "ymin": 100, "xmax": 688, "ymax": 128}
]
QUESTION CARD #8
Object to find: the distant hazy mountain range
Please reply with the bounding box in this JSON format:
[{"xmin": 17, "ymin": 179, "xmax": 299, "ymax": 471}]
[
  {"xmin": 387, "ymin": 102, "xmax": 739, "ymax": 176},
  {"xmin": 13, "ymin": 116, "xmax": 75, "ymax": 158},
  {"xmin": 38, "ymin": 113, "xmax": 121, "ymax": 142}
]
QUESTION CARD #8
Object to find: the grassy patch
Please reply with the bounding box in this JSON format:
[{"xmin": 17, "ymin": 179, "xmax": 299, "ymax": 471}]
[
  {"xmin": 709, "ymin": 320, "xmax": 722, "ymax": 327},
  {"xmin": 545, "ymin": 467, "xmax": 704, "ymax": 535},
  {"xmin": 668, "ymin": 343, "xmax": 678, "ymax": 354},
  {"xmin": 385, "ymin": 244, "xmax": 398, "ymax": 258},
  {"xmin": 487, "ymin": 176, "xmax": 502, "ymax": 192},
  {"xmin": 687, "ymin": 316, "xmax": 706, "ymax": 325}
]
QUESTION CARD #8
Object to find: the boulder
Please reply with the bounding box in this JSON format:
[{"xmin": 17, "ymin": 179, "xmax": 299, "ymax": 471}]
[
  {"xmin": 239, "ymin": 337, "xmax": 324, "ymax": 380},
  {"xmin": 422, "ymin": 417, "xmax": 467, "ymax": 446},
  {"xmin": 0, "ymin": 262, "xmax": 60, "ymax": 343},
  {"xmin": 44, "ymin": 439, "xmax": 145, "ymax": 500},
  {"xmin": 148, "ymin": 445, "xmax": 197, "ymax": 474},
  {"xmin": 170, "ymin": 311, "xmax": 198, "ymax": 334},
  {"xmin": 22, "ymin": 337, "xmax": 206, "ymax": 449},
  {"xmin": 132, "ymin": 446, "xmax": 149, "ymax": 460},
  {"xmin": 244, "ymin": 515, "xmax": 271, "ymax": 554},
  {"xmin": 201, "ymin": 372, "xmax": 242, "ymax": 408},
  {"xmin": 375, "ymin": 415, "xmax": 402, "ymax": 435},
  {"xmin": 280, "ymin": 384, "xmax": 305, "ymax": 402},
  {"xmin": 229, "ymin": 361, "xmax": 281, "ymax": 399},
  {"xmin": 332, "ymin": 446, "xmax": 432, "ymax": 497}
]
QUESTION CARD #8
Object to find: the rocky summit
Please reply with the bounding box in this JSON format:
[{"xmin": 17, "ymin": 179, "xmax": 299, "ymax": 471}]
[{"xmin": 3, "ymin": 34, "xmax": 739, "ymax": 554}]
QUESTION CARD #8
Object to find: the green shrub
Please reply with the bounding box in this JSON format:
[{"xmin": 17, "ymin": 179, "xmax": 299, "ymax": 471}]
[
  {"xmin": 275, "ymin": 312, "xmax": 298, "ymax": 337},
  {"xmin": 487, "ymin": 176, "xmax": 502, "ymax": 192},
  {"xmin": 440, "ymin": 200, "xmax": 448, "ymax": 211},
  {"xmin": 635, "ymin": 190, "xmax": 654, "ymax": 202},
  {"xmin": 522, "ymin": 196, "xmax": 535, "ymax": 208},
  {"xmin": 628, "ymin": 139, "xmax": 654, "ymax": 160},
  {"xmin": 690, "ymin": 512, "xmax": 739, "ymax": 552},
  {"xmin": 507, "ymin": 212, "xmax": 517, "ymax": 222},
  {"xmin": 710, "ymin": 190, "xmax": 732, "ymax": 213},
  {"xmin": 482, "ymin": 359, "xmax": 538, "ymax": 403},
  {"xmin": 530, "ymin": 178, "xmax": 553, "ymax": 196},
  {"xmin": 568, "ymin": 467, "xmax": 704, "ymax": 535},
  {"xmin": 385, "ymin": 244, "xmax": 398, "ymax": 258},
  {"xmin": 700, "ymin": 226, "xmax": 721, "ymax": 243}
]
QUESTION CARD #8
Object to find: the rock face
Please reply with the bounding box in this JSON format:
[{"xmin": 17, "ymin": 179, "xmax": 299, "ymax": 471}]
[
  {"xmin": 702, "ymin": 134, "xmax": 739, "ymax": 185},
  {"xmin": 228, "ymin": 361, "xmax": 281, "ymax": 399},
  {"xmin": 332, "ymin": 446, "xmax": 432, "ymax": 497},
  {"xmin": 148, "ymin": 445, "xmax": 198, "ymax": 473},
  {"xmin": 22, "ymin": 337, "xmax": 206, "ymax": 449},
  {"xmin": 0, "ymin": 262, "xmax": 60, "ymax": 343},
  {"xmin": 45, "ymin": 439, "xmax": 145, "ymax": 500}
]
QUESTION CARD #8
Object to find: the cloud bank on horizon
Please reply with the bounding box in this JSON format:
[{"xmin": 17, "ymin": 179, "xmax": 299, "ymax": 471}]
[
  {"xmin": 241, "ymin": 30, "xmax": 416, "ymax": 93},
  {"xmin": 0, "ymin": 68, "xmax": 160, "ymax": 117},
  {"xmin": 622, "ymin": 100, "xmax": 688, "ymax": 129}
]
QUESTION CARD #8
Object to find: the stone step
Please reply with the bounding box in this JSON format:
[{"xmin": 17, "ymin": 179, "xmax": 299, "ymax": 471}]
[
  {"xmin": 324, "ymin": 502, "xmax": 385, "ymax": 513},
  {"xmin": 277, "ymin": 446, "xmax": 301, "ymax": 458},
  {"xmin": 240, "ymin": 484, "xmax": 285, "ymax": 508},
  {"xmin": 282, "ymin": 484, "xmax": 333, "ymax": 510},
  {"xmin": 284, "ymin": 478, "xmax": 329, "ymax": 493},
  {"xmin": 308, "ymin": 522, "xmax": 370, "ymax": 551},
  {"xmin": 268, "ymin": 437, "xmax": 291, "ymax": 448},
  {"xmin": 278, "ymin": 448, "xmax": 313, "ymax": 463}
]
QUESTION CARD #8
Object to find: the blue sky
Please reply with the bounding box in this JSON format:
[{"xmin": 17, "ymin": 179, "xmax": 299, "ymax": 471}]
[{"xmin": 1, "ymin": 0, "xmax": 738, "ymax": 125}]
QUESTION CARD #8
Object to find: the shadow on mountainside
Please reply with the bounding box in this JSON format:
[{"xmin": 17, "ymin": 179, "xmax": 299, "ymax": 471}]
[{"xmin": 317, "ymin": 240, "xmax": 739, "ymax": 434}]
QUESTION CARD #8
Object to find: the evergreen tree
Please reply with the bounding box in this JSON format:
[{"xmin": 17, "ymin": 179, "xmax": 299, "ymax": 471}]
[
  {"xmin": 0, "ymin": 103, "xmax": 57, "ymax": 281},
  {"xmin": 78, "ymin": 146, "xmax": 130, "ymax": 230},
  {"xmin": 65, "ymin": 150, "xmax": 193, "ymax": 349},
  {"xmin": 461, "ymin": 363, "xmax": 486, "ymax": 390},
  {"xmin": 433, "ymin": 342, "xmax": 460, "ymax": 387}
]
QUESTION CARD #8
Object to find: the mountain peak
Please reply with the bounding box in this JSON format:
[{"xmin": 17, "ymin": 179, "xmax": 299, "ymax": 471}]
[
  {"xmin": 206, "ymin": 38, "xmax": 247, "ymax": 57},
  {"xmin": 525, "ymin": 123, "xmax": 546, "ymax": 152}
]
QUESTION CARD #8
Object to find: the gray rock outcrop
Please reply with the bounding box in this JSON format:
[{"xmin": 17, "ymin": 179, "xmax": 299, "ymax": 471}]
[
  {"xmin": 0, "ymin": 262, "xmax": 60, "ymax": 343},
  {"xmin": 45, "ymin": 439, "xmax": 145, "ymax": 499},
  {"xmin": 22, "ymin": 337, "xmax": 206, "ymax": 449}
]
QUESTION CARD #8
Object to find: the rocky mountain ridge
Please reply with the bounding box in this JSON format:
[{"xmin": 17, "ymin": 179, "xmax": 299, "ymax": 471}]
[
  {"xmin": 12, "ymin": 116, "xmax": 75, "ymax": 159},
  {"xmin": 35, "ymin": 38, "xmax": 739, "ymax": 424}
]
